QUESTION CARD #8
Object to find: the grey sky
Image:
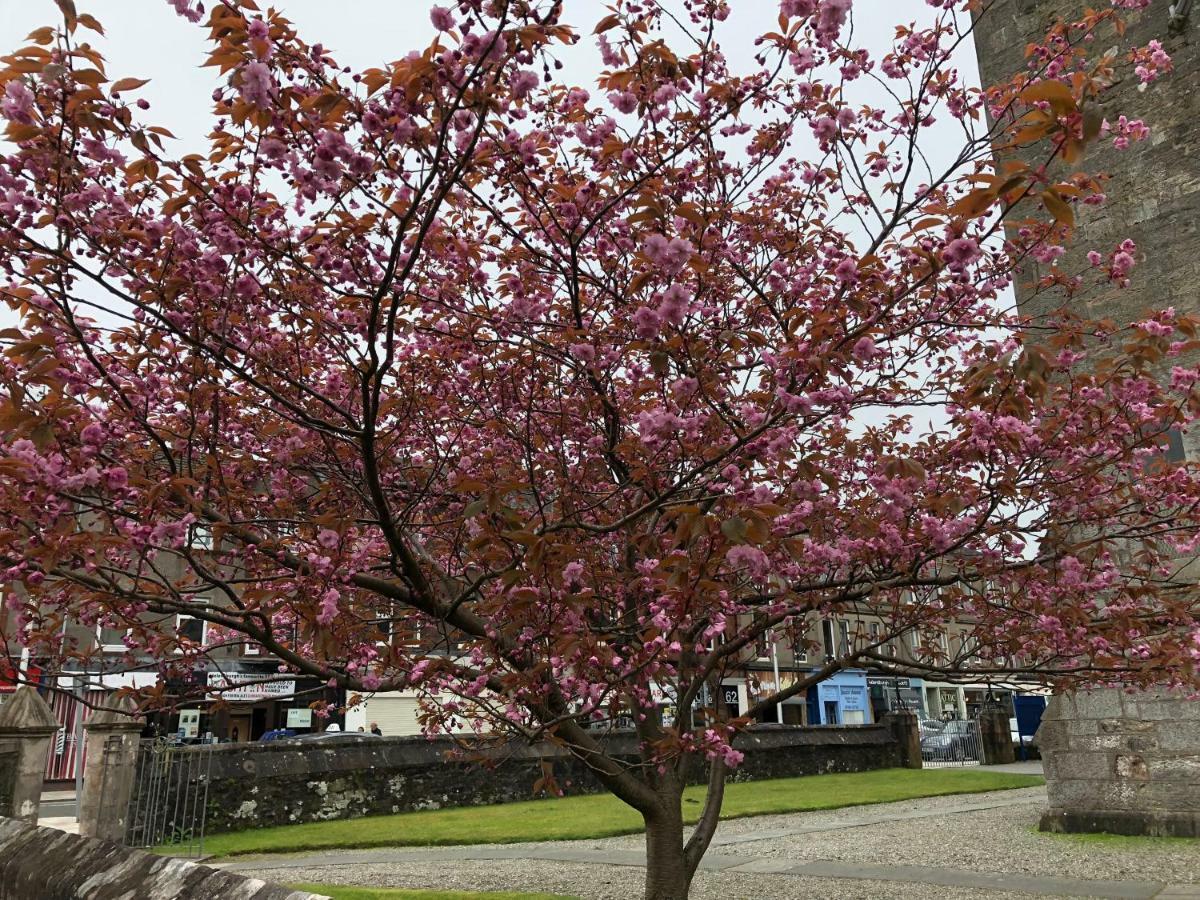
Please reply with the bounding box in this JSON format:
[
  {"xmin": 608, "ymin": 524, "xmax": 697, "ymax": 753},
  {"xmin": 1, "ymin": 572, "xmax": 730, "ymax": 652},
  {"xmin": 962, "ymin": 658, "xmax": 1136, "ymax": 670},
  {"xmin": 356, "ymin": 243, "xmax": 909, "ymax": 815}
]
[{"xmin": 1, "ymin": 1, "xmax": 983, "ymax": 156}]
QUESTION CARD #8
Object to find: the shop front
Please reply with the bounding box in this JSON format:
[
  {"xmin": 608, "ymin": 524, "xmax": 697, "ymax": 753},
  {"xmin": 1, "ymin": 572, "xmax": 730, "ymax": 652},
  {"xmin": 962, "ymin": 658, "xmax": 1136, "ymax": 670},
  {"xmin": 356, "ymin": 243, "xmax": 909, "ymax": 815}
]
[
  {"xmin": 742, "ymin": 670, "xmax": 807, "ymax": 724},
  {"xmin": 867, "ymin": 675, "xmax": 925, "ymax": 720},
  {"xmin": 806, "ymin": 670, "xmax": 871, "ymax": 725},
  {"xmin": 185, "ymin": 670, "xmax": 332, "ymax": 742}
]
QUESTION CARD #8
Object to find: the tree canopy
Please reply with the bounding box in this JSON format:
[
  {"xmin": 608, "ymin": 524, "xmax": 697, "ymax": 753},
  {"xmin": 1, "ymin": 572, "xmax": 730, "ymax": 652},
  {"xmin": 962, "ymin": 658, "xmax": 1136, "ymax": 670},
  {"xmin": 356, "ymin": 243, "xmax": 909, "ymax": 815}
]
[{"xmin": 0, "ymin": 1, "xmax": 1196, "ymax": 896}]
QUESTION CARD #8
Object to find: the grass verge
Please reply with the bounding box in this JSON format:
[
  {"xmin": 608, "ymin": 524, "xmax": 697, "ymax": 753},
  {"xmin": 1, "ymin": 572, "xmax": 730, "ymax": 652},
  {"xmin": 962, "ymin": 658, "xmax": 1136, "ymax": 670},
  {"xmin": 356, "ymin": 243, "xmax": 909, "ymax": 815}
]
[
  {"xmin": 200, "ymin": 767, "xmax": 1042, "ymax": 859},
  {"xmin": 1032, "ymin": 827, "xmax": 1198, "ymax": 849},
  {"xmin": 290, "ymin": 885, "xmax": 576, "ymax": 900}
]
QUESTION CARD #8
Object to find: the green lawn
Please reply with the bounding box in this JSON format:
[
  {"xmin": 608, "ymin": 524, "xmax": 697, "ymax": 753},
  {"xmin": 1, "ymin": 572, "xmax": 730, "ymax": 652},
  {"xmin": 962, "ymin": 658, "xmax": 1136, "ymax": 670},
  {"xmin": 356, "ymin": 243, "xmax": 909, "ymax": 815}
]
[
  {"xmin": 291, "ymin": 885, "xmax": 576, "ymax": 900},
  {"xmin": 202, "ymin": 768, "xmax": 1041, "ymax": 859},
  {"xmin": 1033, "ymin": 828, "xmax": 1198, "ymax": 849}
]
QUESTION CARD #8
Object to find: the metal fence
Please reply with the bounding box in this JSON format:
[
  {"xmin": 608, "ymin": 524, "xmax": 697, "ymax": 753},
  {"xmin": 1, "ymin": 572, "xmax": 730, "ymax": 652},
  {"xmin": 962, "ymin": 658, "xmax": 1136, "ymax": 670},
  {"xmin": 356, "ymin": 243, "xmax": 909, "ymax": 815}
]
[
  {"xmin": 920, "ymin": 718, "xmax": 982, "ymax": 767},
  {"xmin": 124, "ymin": 739, "xmax": 212, "ymax": 858}
]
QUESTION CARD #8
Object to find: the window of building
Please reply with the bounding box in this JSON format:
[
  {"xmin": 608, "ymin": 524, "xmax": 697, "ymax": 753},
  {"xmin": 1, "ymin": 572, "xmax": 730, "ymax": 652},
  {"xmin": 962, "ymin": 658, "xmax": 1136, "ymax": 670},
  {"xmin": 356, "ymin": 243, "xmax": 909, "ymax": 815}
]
[
  {"xmin": 821, "ymin": 620, "xmax": 836, "ymax": 659},
  {"xmin": 96, "ymin": 624, "xmax": 128, "ymax": 652},
  {"xmin": 755, "ymin": 632, "xmax": 770, "ymax": 659},
  {"xmin": 188, "ymin": 524, "xmax": 214, "ymax": 550},
  {"xmin": 838, "ymin": 620, "xmax": 851, "ymax": 655},
  {"xmin": 177, "ymin": 615, "xmax": 206, "ymax": 644}
]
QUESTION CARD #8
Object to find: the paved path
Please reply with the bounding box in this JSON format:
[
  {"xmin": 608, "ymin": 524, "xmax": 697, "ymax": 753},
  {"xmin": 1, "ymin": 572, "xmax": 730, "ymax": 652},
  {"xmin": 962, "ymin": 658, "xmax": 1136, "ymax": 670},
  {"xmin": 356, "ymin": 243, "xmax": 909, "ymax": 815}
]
[
  {"xmin": 224, "ymin": 844, "xmax": 1191, "ymax": 898},
  {"xmin": 220, "ymin": 789, "xmax": 1199, "ymax": 899}
]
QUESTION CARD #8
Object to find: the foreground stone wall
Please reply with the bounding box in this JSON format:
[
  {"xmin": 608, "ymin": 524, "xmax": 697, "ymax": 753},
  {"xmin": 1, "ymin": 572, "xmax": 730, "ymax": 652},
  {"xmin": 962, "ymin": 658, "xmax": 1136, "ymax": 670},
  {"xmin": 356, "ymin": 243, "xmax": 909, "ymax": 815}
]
[
  {"xmin": 1038, "ymin": 689, "xmax": 1200, "ymax": 836},
  {"xmin": 0, "ymin": 817, "xmax": 324, "ymax": 899},
  {"xmin": 195, "ymin": 725, "xmax": 900, "ymax": 833}
]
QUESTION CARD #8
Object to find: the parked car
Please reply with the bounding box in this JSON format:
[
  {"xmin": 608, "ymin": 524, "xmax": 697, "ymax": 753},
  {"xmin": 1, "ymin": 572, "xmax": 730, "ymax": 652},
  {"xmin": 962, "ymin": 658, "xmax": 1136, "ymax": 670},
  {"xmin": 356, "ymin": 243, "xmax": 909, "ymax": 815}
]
[
  {"xmin": 920, "ymin": 719, "xmax": 979, "ymax": 761},
  {"xmin": 290, "ymin": 730, "xmax": 383, "ymax": 742}
]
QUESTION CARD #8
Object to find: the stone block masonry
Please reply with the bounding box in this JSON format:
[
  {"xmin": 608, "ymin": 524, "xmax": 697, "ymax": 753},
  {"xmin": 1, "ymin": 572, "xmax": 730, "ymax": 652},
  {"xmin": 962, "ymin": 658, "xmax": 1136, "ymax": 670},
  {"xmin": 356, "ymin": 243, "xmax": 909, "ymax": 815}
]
[
  {"xmin": 0, "ymin": 817, "xmax": 325, "ymax": 899},
  {"xmin": 1037, "ymin": 689, "xmax": 1200, "ymax": 836},
  {"xmin": 187, "ymin": 724, "xmax": 901, "ymax": 834}
]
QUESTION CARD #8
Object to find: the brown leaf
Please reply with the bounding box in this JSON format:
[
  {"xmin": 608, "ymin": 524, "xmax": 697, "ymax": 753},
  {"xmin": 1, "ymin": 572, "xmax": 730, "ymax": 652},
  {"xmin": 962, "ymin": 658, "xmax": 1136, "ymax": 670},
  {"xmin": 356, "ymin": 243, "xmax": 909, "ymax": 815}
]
[
  {"xmin": 110, "ymin": 77, "xmax": 150, "ymax": 94},
  {"xmin": 1041, "ymin": 189, "xmax": 1074, "ymax": 228}
]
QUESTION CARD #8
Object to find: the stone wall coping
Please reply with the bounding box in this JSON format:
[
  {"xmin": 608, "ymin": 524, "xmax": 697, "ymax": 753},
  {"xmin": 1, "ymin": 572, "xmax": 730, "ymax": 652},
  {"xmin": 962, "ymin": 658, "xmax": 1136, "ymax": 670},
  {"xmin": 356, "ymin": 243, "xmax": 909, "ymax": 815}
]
[
  {"xmin": 83, "ymin": 695, "xmax": 145, "ymax": 732},
  {"xmin": 0, "ymin": 686, "xmax": 59, "ymax": 735},
  {"xmin": 0, "ymin": 816, "xmax": 329, "ymax": 899}
]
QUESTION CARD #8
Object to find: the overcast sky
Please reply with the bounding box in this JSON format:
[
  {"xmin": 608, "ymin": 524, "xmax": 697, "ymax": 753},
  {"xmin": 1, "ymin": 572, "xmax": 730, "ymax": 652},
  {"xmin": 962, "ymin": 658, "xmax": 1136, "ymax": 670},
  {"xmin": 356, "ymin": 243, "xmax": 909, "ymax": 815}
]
[{"xmin": 1, "ymin": 1, "xmax": 982, "ymax": 154}]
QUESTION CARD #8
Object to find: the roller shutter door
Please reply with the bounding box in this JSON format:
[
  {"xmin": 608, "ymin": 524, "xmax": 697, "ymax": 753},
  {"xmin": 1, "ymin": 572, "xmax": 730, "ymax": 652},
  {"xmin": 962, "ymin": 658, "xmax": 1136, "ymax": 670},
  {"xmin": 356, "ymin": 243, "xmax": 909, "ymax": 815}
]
[{"xmin": 367, "ymin": 693, "xmax": 422, "ymax": 736}]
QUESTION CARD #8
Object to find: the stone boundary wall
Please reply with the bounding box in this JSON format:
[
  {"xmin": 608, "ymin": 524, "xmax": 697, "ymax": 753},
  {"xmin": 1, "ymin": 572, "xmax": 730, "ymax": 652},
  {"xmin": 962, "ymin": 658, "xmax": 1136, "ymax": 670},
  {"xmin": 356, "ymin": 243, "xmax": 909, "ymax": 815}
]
[
  {"xmin": 194, "ymin": 724, "xmax": 900, "ymax": 833},
  {"xmin": 0, "ymin": 817, "xmax": 325, "ymax": 899},
  {"xmin": 1038, "ymin": 689, "xmax": 1200, "ymax": 837}
]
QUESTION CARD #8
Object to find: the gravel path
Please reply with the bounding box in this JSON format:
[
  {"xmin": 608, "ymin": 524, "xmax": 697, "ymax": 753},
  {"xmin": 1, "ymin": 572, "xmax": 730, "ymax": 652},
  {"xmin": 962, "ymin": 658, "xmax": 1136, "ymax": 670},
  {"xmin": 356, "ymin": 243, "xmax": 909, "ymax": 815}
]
[
  {"xmin": 232, "ymin": 786, "xmax": 1199, "ymax": 899},
  {"xmin": 251, "ymin": 858, "xmax": 1047, "ymax": 899}
]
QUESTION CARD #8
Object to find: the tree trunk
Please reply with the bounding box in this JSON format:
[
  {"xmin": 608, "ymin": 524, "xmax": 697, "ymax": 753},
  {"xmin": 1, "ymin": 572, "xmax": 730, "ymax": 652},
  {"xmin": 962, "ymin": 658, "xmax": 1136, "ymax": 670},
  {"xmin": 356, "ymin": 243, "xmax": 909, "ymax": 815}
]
[{"xmin": 643, "ymin": 802, "xmax": 692, "ymax": 900}]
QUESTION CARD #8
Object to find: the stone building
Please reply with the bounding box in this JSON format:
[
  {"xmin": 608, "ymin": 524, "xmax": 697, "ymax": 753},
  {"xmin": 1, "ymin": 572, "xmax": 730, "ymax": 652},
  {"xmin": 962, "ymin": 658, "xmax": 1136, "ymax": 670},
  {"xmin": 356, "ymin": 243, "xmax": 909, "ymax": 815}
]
[{"xmin": 973, "ymin": 0, "xmax": 1199, "ymax": 836}]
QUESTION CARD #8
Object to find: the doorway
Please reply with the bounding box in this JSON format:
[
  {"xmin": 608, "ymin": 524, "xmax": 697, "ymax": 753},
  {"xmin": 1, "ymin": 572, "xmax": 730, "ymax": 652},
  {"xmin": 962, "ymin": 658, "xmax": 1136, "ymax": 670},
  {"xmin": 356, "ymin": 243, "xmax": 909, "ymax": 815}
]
[
  {"xmin": 823, "ymin": 700, "xmax": 839, "ymax": 724},
  {"xmin": 229, "ymin": 714, "xmax": 251, "ymax": 743}
]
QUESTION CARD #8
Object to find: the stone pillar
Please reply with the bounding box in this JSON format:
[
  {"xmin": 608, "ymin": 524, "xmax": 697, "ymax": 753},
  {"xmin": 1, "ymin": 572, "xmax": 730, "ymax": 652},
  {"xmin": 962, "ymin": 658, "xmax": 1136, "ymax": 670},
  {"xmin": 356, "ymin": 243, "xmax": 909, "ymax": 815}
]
[
  {"xmin": 979, "ymin": 708, "xmax": 1015, "ymax": 765},
  {"xmin": 1038, "ymin": 688, "xmax": 1200, "ymax": 837},
  {"xmin": 884, "ymin": 710, "xmax": 922, "ymax": 768},
  {"xmin": 79, "ymin": 696, "xmax": 144, "ymax": 843},
  {"xmin": 0, "ymin": 686, "xmax": 59, "ymax": 823}
]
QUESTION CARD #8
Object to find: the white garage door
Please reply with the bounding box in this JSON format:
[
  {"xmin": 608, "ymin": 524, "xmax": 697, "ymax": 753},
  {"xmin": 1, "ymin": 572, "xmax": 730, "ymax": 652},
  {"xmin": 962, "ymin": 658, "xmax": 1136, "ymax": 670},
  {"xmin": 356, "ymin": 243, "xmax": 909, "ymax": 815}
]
[{"xmin": 367, "ymin": 694, "xmax": 423, "ymax": 737}]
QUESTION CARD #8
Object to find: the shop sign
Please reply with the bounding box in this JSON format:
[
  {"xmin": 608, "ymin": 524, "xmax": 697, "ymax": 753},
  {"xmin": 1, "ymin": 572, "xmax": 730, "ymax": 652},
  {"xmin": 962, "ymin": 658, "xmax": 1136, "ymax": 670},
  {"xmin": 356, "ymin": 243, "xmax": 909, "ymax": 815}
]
[
  {"xmin": 286, "ymin": 708, "xmax": 313, "ymax": 728},
  {"xmin": 867, "ymin": 676, "xmax": 910, "ymax": 688},
  {"xmin": 207, "ymin": 671, "xmax": 295, "ymax": 701}
]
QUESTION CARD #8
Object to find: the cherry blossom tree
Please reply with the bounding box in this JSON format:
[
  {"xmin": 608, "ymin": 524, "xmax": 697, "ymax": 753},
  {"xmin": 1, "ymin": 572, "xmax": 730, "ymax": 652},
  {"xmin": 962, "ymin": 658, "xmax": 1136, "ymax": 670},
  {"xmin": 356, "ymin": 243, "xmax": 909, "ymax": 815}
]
[{"xmin": 1, "ymin": 1, "xmax": 1197, "ymax": 896}]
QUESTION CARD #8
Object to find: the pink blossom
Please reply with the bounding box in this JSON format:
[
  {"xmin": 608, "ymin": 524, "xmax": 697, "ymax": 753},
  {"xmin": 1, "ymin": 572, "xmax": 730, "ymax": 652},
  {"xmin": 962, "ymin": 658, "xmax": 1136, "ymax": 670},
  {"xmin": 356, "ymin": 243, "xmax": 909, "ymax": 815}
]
[
  {"xmin": 781, "ymin": 0, "xmax": 816, "ymax": 16},
  {"xmin": 812, "ymin": 116, "xmax": 838, "ymax": 144},
  {"xmin": 317, "ymin": 588, "xmax": 340, "ymax": 626},
  {"xmin": 165, "ymin": 0, "xmax": 203, "ymax": 23},
  {"xmin": 643, "ymin": 234, "xmax": 694, "ymax": 274},
  {"xmin": 833, "ymin": 256, "xmax": 858, "ymax": 284},
  {"xmin": 511, "ymin": 70, "xmax": 539, "ymax": 100},
  {"xmin": 657, "ymin": 283, "xmax": 692, "ymax": 326},
  {"xmin": 238, "ymin": 61, "xmax": 274, "ymax": 109},
  {"xmin": 609, "ymin": 91, "xmax": 638, "ymax": 114},
  {"xmin": 633, "ymin": 306, "xmax": 663, "ymax": 340},
  {"xmin": 1, "ymin": 80, "xmax": 35, "ymax": 124},
  {"xmin": 569, "ymin": 343, "xmax": 596, "ymax": 365},
  {"xmin": 726, "ymin": 545, "xmax": 771, "ymax": 578},
  {"xmin": 317, "ymin": 529, "xmax": 340, "ymax": 549},
  {"xmin": 852, "ymin": 336, "xmax": 878, "ymax": 362},
  {"xmin": 942, "ymin": 237, "xmax": 981, "ymax": 272},
  {"xmin": 562, "ymin": 561, "xmax": 585, "ymax": 585},
  {"xmin": 430, "ymin": 6, "xmax": 454, "ymax": 31}
]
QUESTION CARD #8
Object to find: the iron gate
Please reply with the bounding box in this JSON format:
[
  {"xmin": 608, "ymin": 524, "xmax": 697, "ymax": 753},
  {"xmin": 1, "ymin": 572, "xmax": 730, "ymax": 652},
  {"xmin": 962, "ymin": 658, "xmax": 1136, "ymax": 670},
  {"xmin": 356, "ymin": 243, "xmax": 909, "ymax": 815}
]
[
  {"xmin": 124, "ymin": 739, "xmax": 212, "ymax": 857},
  {"xmin": 921, "ymin": 718, "xmax": 982, "ymax": 767}
]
